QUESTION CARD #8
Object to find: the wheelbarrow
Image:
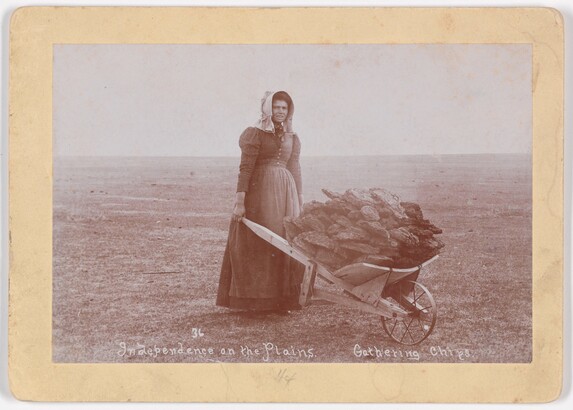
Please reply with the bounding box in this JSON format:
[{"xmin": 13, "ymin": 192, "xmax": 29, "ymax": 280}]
[{"xmin": 242, "ymin": 218, "xmax": 438, "ymax": 345}]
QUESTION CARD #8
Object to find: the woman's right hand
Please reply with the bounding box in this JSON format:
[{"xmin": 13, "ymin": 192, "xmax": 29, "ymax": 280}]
[{"xmin": 232, "ymin": 202, "xmax": 246, "ymax": 222}]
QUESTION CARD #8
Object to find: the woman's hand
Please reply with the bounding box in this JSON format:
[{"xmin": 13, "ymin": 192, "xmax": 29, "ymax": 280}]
[
  {"xmin": 232, "ymin": 192, "xmax": 247, "ymax": 222},
  {"xmin": 232, "ymin": 202, "xmax": 246, "ymax": 222}
]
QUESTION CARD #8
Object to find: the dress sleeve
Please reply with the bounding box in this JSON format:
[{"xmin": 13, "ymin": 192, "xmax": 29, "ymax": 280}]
[
  {"xmin": 287, "ymin": 133, "xmax": 303, "ymax": 195},
  {"xmin": 236, "ymin": 127, "xmax": 261, "ymax": 193}
]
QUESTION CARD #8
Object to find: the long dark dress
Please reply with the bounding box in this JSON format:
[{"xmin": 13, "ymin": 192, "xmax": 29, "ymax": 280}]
[{"xmin": 216, "ymin": 127, "xmax": 304, "ymax": 311}]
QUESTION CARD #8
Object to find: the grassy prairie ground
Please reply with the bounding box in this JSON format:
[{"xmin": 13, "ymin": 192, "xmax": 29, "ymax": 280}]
[{"xmin": 53, "ymin": 154, "xmax": 531, "ymax": 363}]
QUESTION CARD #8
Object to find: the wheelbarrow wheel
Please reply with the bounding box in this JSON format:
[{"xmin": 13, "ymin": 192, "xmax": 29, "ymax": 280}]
[{"xmin": 381, "ymin": 280, "xmax": 437, "ymax": 345}]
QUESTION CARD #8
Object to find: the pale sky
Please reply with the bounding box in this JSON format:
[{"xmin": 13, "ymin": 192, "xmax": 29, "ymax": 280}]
[{"xmin": 53, "ymin": 44, "xmax": 531, "ymax": 157}]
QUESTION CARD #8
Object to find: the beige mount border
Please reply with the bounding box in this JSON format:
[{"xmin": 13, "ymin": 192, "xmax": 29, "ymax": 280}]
[{"xmin": 8, "ymin": 7, "xmax": 563, "ymax": 402}]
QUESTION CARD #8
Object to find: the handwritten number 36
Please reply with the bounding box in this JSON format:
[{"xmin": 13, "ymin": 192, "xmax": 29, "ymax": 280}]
[{"xmin": 191, "ymin": 328, "xmax": 204, "ymax": 338}]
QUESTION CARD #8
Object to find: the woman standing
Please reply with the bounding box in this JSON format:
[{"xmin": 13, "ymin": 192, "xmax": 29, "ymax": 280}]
[{"xmin": 216, "ymin": 91, "xmax": 304, "ymax": 313}]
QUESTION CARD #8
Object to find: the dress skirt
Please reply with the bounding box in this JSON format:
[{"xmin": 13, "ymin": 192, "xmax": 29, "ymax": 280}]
[{"xmin": 216, "ymin": 163, "xmax": 305, "ymax": 311}]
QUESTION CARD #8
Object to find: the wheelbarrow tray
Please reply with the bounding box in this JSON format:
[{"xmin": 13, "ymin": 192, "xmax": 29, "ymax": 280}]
[{"xmin": 332, "ymin": 258, "xmax": 437, "ymax": 286}]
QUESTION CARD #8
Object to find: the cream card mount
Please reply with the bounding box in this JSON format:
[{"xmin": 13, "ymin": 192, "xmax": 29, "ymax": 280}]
[{"xmin": 8, "ymin": 7, "xmax": 564, "ymax": 402}]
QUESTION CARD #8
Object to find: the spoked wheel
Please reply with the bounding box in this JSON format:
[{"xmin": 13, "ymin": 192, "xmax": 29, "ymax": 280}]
[{"xmin": 381, "ymin": 280, "xmax": 437, "ymax": 345}]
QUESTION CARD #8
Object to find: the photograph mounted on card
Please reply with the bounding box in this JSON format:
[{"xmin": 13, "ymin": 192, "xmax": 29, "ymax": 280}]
[{"xmin": 9, "ymin": 7, "xmax": 563, "ymax": 402}]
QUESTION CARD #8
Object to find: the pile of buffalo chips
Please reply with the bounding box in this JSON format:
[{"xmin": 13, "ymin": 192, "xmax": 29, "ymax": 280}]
[{"xmin": 284, "ymin": 188, "xmax": 444, "ymax": 271}]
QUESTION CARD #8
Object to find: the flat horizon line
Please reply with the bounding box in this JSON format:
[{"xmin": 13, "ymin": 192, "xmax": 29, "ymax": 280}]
[{"xmin": 54, "ymin": 152, "xmax": 531, "ymax": 158}]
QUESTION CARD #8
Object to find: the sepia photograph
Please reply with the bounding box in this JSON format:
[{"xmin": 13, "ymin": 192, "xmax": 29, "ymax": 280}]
[{"xmin": 52, "ymin": 43, "xmax": 532, "ymax": 364}]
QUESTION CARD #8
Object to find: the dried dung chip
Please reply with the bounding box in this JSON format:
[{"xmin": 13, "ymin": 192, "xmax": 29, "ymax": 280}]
[
  {"xmin": 378, "ymin": 216, "xmax": 400, "ymax": 230},
  {"xmin": 370, "ymin": 188, "xmax": 407, "ymax": 219},
  {"xmin": 343, "ymin": 188, "xmax": 376, "ymax": 208},
  {"xmin": 347, "ymin": 210, "xmax": 364, "ymax": 221},
  {"xmin": 291, "ymin": 217, "xmax": 307, "ymax": 232},
  {"xmin": 405, "ymin": 225, "xmax": 435, "ymax": 239},
  {"xmin": 302, "ymin": 200, "xmax": 325, "ymax": 215},
  {"xmin": 327, "ymin": 223, "xmax": 343, "ymax": 236},
  {"xmin": 338, "ymin": 241, "xmax": 380, "ymax": 255},
  {"xmin": 293, "ymin": 236, "xmax": 318, "ymax": 256},
  {"xmin": 420, "ymin": 237, "xmax": 445, "ymax": 251},
  {"xmin": 334, "ymin": 227, "xmax": 370, "ymax": 242},
  {"xmin": 357, "ymin": 221, "xmax": 390, "ymax": 240},
  {"xmin": 298, "ymin": 231, "xmax": 336, "ymax": 250},
  {"xmin": 323, "ymin": 198, "xmax": 351, "ymax": 215},
  {"xmin": 389, "ymin": 227, "xmax": 419, "ymax": 247},
  {"xmin": 283, "ymin": 217, "xmax": 301, "ymax": 242},
  {"xmin": 427, "ymin": 224, "xmax": 443, "ymax": 235},
  {"xmin": 321, "ymin": 189, "xmax": 343, "ymax": 200},
  {"xmin": 369, "ymin": 187, "xmax": 401, "ymax": 206},
  {"xmin": 400, "ymin": 202, "xmax": 424, "ymax": 220},
  {"xmin": 313, "ymin": 209, "xmax": 335, "ymax": 226},
  {"xmin": 335, "ymin": 215, "xmax": 354, "ymax": 228},
  {"xmin": 360, "ymin": 205, "xmax": 380, "ymax": 221},
  {"xmin": 301, "ymin": 215, "xmax": 326, "ymax": 232}
]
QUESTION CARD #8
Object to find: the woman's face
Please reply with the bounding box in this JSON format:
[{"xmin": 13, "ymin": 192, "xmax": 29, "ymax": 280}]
[{"xmin": 271, "ymin": 99, "xmax": 289, "ymax": 123}]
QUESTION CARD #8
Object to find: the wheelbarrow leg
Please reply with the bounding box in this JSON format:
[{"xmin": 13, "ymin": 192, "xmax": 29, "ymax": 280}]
[{"xmin": 299, "ymin": 262, "xmax": 316, "ymax": 307}]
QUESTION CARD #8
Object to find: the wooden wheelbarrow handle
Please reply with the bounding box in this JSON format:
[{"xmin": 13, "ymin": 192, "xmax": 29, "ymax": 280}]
[{"xmin": 241, "ymin": 218, "xmax": 311, "ymax": 266}]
